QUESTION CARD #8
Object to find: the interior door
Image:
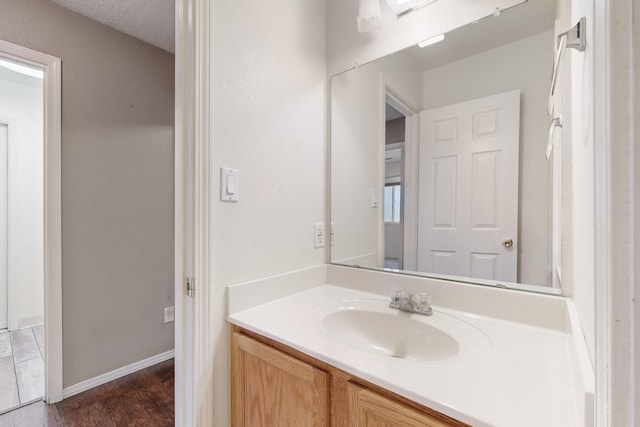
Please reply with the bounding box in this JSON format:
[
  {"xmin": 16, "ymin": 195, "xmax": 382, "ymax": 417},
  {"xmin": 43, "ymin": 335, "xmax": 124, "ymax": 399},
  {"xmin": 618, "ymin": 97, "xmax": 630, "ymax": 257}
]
[
  {"xmin": 418, "ymin": 90, "xmax": 520, "ymax": 282},
  {"xmin": 0, "ymin": 123, "xmax": 7, "ymax": 329}
]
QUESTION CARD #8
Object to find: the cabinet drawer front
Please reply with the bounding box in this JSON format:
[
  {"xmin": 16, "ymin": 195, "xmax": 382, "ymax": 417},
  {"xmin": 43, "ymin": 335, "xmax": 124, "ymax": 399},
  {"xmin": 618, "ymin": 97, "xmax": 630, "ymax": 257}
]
[{"xmin": 348, "ymin": 382, "xmax": 458, "ymax": 427}]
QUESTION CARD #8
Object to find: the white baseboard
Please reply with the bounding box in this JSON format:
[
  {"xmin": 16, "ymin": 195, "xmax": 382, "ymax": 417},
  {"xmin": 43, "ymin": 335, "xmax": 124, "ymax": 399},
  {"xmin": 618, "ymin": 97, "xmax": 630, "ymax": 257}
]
[
  {"xmin": 18, "ymin": 315, "xmax": 44, "ymax": 330},
  {"xmin": 62, "ymin": 350, "xmax": 175, "ymax": 399}
]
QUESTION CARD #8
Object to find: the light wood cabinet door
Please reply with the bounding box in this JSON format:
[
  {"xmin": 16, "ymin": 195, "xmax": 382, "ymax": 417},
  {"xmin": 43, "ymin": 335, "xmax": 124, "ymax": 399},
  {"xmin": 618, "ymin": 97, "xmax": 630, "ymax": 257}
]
[
  {"xmin": 232, "ymin": 332, "xmax": 329, "ymax": 427},
  {"xmin": 347, "ymin": 382, "xmax": 458, "ymax": 427}
]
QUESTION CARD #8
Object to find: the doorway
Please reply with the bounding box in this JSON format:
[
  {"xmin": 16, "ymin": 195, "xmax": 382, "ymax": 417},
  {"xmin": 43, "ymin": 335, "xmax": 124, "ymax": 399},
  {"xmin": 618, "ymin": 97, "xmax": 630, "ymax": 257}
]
[
  {"xmin": 0, "ymin": 40, "xmax": 62, "ymax": 407},
  {"xmin": 384, "ymin": 101, "xmax": 406, "ymax": 270},
  {"xmin": 0, "ymin": 54, "xmax": 46, "ymax": 413}
]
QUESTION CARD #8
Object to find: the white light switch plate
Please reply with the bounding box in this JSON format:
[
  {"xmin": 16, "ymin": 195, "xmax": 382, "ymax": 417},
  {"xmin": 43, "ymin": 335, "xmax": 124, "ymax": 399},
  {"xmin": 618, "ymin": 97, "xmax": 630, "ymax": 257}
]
[{"xmin": 221, "ymin": 167, "xmax": 240, "ymax": 202}]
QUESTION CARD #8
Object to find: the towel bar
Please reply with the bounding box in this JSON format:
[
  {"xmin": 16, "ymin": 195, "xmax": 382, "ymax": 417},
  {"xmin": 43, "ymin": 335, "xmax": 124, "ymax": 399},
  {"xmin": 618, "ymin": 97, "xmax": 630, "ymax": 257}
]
[{"xmin": 547, "ymin": 17, "xmax": 586, "ymax": 116}]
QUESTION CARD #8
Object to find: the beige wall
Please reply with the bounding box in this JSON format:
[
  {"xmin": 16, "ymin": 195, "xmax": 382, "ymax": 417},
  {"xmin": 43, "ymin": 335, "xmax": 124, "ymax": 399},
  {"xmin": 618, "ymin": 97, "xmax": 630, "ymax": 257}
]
[
  {"xmin": 0, "ymin": 0, "xmax": 175, "ymax": 387},
  {"xmin": 386, "ymin": 118, "xmax": 405, "ymax": 145},
  {"xmin": 634, "ymin": 1, "xmax": 640, "ymax": 422}
]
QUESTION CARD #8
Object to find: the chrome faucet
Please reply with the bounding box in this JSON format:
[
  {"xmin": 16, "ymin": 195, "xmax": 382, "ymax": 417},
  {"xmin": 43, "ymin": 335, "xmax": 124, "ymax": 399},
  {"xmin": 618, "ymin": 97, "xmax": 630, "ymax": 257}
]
[{"xmin": 389, "ymin": 289, "xmax": 433, "ymax": 316}]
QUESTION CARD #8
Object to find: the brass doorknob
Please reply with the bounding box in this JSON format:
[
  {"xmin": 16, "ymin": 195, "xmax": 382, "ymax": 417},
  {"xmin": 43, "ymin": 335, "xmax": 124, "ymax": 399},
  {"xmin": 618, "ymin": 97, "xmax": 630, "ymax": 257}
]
[{"xmin": 502, "ymin": 239, "xmax": 513, "ymax": 248}]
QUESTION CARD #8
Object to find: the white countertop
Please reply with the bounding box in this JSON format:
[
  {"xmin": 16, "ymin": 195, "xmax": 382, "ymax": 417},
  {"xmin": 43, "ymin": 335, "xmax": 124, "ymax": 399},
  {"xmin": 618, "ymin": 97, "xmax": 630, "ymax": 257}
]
[{"xmin": 228, "ymin": 284, "xmax": 578, "ymax": 427}]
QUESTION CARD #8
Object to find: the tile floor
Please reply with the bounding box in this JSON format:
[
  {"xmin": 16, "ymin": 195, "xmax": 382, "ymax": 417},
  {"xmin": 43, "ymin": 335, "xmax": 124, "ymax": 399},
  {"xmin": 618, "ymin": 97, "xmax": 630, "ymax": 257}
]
[{"xmin": 0, "ymin": 326, "xmax": 44, "ymax": 414}]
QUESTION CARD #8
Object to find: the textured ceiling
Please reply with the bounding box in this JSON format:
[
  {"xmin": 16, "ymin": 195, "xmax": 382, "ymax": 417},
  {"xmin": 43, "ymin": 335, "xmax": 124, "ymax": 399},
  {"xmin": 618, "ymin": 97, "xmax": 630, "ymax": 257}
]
[{"xmin": 51, "ymin": 0, "xmax": 175, "ymax": 53}]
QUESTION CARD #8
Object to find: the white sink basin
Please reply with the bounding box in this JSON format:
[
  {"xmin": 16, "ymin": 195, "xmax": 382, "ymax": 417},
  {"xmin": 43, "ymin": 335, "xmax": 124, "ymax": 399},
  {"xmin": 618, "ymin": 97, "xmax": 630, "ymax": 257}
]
[
  {"xmin": 323, "ymin": 309, "xmax": 459, "ymax": 360},
  {"xmin": 318, "ymin": 298, "xmax": 490, "ymax": 362}
]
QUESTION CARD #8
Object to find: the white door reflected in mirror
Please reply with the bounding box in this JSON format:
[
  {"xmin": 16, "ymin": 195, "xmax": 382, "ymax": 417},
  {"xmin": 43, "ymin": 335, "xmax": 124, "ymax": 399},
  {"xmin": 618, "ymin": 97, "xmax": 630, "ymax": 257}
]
[{"xmin": 417, "ymin": 91, "xmax": 520, "ymax": 282}]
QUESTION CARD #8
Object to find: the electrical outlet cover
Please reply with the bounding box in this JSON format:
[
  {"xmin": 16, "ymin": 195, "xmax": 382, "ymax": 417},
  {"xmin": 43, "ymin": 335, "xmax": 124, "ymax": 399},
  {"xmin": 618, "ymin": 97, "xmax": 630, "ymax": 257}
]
[
  {"xmin": 164, "ymin": 306, "xmax": 175, "ymax": 323},
  {"xmin": 314, "ymin": 223, "xmax": 325, "ymax": 248}
]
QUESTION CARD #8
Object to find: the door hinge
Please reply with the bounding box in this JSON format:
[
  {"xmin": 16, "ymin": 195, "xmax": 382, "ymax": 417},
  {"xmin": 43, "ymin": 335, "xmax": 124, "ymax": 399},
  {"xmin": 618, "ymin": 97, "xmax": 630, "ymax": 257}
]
[{"xmin": 186, "ymin": 277, "xmax": 195, "ymax": 297}]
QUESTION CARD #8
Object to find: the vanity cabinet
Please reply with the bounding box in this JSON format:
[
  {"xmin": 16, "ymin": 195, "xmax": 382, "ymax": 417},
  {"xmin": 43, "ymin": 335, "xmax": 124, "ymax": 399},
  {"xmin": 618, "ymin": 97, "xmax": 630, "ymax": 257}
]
[
  {"xmin": 231, "ymin": 331, "xmax": 329, "ymax": 426},
  {"xmin": 231, "ymin": 326, "xmax": 469, "ymax": 427},
  {"xmin": 347, "ymin": 382, "xmax": 456, "ymax": 427}
]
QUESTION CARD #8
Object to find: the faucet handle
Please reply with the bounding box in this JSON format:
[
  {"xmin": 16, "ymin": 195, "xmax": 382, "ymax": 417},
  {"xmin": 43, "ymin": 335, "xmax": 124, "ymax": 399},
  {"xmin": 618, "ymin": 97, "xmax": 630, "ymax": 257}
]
[
  {"xmin": 391, "ymin": 288, "xmax": 403, "ymax": 302},
  {"xmin": 417, "ymin": 292, "xmax": 432, "ymax": 311}
]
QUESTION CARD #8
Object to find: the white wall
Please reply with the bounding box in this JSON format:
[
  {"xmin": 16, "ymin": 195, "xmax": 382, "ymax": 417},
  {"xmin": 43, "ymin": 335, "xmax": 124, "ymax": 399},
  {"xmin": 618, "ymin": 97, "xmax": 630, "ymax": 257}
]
[
  {"xmin": 561, "ymin": 0, "xmax": 596, "ymax": 363},
  {"xmin": 327, "ymin": 0, "xmax": 526, "ymax": 75},
  {"xmin": 331, "ymin": 66, "xmax": 384, "ymax": 266},
  {"xmin": 210, "ymin": 0, "xmax": 327, "ymax": 424},
  {"xmin": 0, "ymin": 68, "xmax": 44, "ymax": 329},
  {"xmin": 422, "ymin": 30, "xmax": 554, "ymax": 286},
  {"xmin": 331, "ymin": 52, "xmax": 422, "ymax": 267}
]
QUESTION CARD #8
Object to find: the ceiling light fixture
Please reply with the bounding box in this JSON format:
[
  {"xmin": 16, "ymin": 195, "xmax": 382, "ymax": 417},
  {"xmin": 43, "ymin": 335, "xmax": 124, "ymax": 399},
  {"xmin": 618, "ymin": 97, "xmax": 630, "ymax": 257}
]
[
  {"xmin": 418, "ymin": 33, "xmax": 445, "ymax": 48},
  {"xmin": 385, "ymin": 0, "xmax": 437, "ymax": 17},
  {"xmin": 357, "ymin": 0, "xmax": 383, "ymax": 32}
]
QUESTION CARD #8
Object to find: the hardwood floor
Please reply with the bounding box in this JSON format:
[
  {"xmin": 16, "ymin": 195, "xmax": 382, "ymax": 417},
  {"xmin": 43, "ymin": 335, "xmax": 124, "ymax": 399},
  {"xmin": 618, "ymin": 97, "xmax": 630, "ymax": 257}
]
[{"xmin": 0, "ymin": 358, "xmax": 174, "ymax": 427}]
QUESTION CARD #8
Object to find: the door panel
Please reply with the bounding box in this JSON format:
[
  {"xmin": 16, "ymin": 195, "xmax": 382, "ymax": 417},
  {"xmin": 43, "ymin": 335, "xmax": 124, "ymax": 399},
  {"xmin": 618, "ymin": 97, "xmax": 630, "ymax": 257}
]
[
  {"xmin": 348, "ymin": 382, "xmax": 459, "ymax": 427},
  {"xmin": 470, "ymin": 252, "xmax": 498, "ymax": 279},
  {"xmin": 433, "ymin": 156, "xmax": 456, "ymax": 227},
  {"xmin": 232, "ymin": 332, "xmax": 329, "ymax": 426},
  {"xmin": 418, "ymin": 91, "xmax": 520, "ymax": 282},
  {"xmin": 470, "ymin": 151, "xmax": 499, "ymax": 227}
]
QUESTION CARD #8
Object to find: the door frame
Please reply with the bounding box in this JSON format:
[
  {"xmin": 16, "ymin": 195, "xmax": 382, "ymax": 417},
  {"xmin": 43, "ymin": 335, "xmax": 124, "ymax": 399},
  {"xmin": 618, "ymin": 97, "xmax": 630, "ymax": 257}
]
[
  {"xmin": 0, "ymin": 119, "xmax": 11, "ymax": 331},
  {"xmin": 383, "ymin": 142, "xmax": 405, "ymax": 269},
  {"xmin": 175, "ymin": 0, "xmax": 213, "ymax": 425},
  {"xmin": 0, "ymin": 40, "xmax": 63, "ymax": 403},
  {"xmin": 382, "ymin": 83, "xmax": 419, "ymax": 271},
  {"xmin": 174, "ymin": 0, "xmax": 192, "ymax": 424},
  {"xmin": 593, "ymin": 0, "xmax": 637, "ymax": 425}
]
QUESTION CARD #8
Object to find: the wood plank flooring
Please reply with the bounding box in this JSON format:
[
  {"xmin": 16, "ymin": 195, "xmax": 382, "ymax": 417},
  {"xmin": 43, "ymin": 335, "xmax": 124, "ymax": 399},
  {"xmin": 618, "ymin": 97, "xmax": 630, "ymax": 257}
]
[{"xmin": 0, "ymin": 358, "xmax": 174, "ymax": 427}]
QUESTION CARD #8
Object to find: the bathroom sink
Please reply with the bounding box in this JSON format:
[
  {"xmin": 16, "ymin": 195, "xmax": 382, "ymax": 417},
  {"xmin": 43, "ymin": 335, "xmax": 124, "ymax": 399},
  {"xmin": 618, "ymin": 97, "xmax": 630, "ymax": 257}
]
[
  {"xmin": 318, "ymin": 299, "xmax": 491, "ymax": 361},
  {"xmin": 323, "ymin": 309, "xmax": 459, "ymax": 360}
]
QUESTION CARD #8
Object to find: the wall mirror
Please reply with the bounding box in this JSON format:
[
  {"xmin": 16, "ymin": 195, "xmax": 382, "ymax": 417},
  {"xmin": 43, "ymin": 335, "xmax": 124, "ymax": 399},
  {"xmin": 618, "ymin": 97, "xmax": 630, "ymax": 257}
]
[{"xmin": 330, "ymin": 0, "xmax": 563, "ymax": 294}]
